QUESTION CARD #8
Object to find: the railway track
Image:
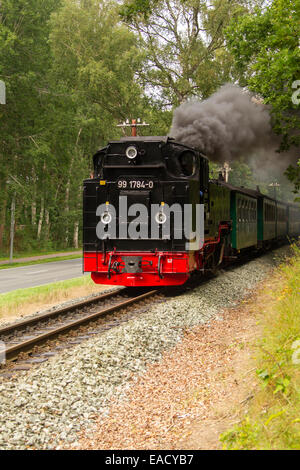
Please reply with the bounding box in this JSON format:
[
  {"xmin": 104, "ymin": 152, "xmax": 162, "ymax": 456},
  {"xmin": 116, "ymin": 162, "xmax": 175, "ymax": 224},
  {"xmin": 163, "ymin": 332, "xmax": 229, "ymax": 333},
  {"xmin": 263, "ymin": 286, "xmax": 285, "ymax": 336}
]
[
  {"xmin": 0, "ymin": 287, "xmax": 159, "ymax": 367},
  {"xmin": 0, "ymin": 245, "xmax": 287, "ymax": 379}
]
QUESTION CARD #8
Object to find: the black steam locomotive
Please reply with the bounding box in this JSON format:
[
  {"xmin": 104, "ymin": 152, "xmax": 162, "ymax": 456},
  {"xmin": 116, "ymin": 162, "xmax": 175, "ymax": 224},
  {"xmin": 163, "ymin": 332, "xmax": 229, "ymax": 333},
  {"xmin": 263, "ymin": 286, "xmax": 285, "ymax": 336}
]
[{"xmin": 83, "ymin": 136, "xmax": 300, "ymax": 286}]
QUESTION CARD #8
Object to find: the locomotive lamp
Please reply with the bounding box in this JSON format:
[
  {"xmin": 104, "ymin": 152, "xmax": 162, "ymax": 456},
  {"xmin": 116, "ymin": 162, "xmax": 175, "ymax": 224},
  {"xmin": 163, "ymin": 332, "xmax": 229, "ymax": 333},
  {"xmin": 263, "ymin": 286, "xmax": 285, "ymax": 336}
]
[
  {"xmin": 101, "ymin": 211, "xmax": 112, "ymax": 225},
  {"xmin": 126, "ymin": 146, "xmax": 138, "ymax": 160},
  {"xmin": 155, "ymin": 211, "xmax": 167, "ymax": 224}
]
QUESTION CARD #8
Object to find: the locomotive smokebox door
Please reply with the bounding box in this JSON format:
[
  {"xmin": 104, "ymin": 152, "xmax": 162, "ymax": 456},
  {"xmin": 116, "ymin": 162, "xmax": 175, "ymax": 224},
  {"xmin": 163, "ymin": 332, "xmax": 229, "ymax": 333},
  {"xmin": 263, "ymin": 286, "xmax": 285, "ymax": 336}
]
[{"xmin": 122, "ymin": 256, "xmax": 142, "ymax": 273}]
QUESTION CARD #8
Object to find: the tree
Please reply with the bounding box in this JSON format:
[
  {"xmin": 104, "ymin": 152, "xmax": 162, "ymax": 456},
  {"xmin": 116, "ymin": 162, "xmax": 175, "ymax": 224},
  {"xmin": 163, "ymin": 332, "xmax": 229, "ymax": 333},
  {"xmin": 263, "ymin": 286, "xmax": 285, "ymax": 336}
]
[
  {"xmin": 0, "ymin": 0, "xmax": 149, "ymax": 254},
  {"xmin": 0, "ymin": 0, "xmax": 61, "ymax": 250},
  {"xmin": 229, "ymin": 160, "xmax": 254, "ymax": 189},
  {"xmin": 285, "ymin": 162, "xmax": 300, "ymax": 201},
  {"xmin": 226, "ymin": 0, "xmax": 300, "ymax": 151},
  {"xmin": 226, "ymin": 0, "xmax": 300, "ymax": 196},
  {"xmin": 120, "ymin": 0, "xmax": 251, "ymax": 107},
  {"xmin": 48, "ymin": 0, "xmax": 146, "ymax": 246}
]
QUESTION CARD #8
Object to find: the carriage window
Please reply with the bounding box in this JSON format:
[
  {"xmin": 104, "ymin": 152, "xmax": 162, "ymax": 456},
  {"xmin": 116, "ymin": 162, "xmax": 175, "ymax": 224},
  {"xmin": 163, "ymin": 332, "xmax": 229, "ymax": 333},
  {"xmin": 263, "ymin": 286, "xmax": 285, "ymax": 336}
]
[
  {"xmin": 241, "ymin": 200, "xmax": 245, "ymax": 220},
  {"xmin": 94, "ymin": 152, "xmax": 105, "ymax": 177},
  {"xmin": 265, "ymin": 202, "xmax": 276, "ymax": 222},
  {"xmin": 165, "ymin": 150, "xmax": 197, "ymax": 177},
  {"xmin": 179, "ymin": 151, "xmax": 197, "ymax": 176},
  {"xmin": 253, "ymin": 202, "xmax": 256, "ymax": 221}
]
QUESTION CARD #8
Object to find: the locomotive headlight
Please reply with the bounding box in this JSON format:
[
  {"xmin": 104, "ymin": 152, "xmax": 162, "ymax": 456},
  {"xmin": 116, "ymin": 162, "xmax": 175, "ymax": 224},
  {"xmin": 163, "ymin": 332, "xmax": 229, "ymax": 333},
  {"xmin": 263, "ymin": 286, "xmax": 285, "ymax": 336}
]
[
  {"xmin": 155, "ymin": 211, "xmax": 167, "ymax": 224},
  {"xmin": 126, "ymin": 146, "xmax": 138, "ymax": 160},
  {"xmin": 101, "ymin": 211, "xmax": 112, "ymax": 225}
]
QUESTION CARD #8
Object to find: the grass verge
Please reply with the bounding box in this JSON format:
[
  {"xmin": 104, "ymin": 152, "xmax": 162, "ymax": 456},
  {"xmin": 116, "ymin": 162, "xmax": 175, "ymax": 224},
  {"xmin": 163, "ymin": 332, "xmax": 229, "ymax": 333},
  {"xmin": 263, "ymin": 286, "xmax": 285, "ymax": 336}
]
[
  {"xmin": 0, "ymin": 248, "xmax": 81, "ymax": 262},
  {"xmin": 0, "ymin": 254, "xmax": 81, "ymax": 270},
  {"xmin": 0, "ymin": 276, "xmax": 110, "ymax": 323},
  {"xmin": 220, "ymin": 244, "xmax": 300, "ymax": 450}
]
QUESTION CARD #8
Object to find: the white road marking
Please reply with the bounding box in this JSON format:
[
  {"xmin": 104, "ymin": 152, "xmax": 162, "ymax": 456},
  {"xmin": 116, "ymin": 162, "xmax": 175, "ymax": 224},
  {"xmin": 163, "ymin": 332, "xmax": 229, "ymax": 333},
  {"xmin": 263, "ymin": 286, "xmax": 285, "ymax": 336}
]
[{"xmin": 25, "ymin": 270, "xmax": 48, "ymax": 275}]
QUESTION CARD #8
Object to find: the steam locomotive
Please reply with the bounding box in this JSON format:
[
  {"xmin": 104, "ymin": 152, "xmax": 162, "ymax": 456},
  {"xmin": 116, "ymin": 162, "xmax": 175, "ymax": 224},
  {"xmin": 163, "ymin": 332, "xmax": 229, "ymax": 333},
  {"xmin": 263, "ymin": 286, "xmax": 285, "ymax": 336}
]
[{"xmin": 83, "ymin": 136, "xmax": 300, "ymax": 287}]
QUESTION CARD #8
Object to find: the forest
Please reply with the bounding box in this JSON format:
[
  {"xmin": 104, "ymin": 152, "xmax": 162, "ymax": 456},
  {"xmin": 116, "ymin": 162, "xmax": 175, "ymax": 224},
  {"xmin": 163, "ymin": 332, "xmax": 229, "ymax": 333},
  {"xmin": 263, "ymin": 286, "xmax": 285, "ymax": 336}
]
[{"xmin": 0, "ymin": 0, "xmax": 299, "ymax": 255}]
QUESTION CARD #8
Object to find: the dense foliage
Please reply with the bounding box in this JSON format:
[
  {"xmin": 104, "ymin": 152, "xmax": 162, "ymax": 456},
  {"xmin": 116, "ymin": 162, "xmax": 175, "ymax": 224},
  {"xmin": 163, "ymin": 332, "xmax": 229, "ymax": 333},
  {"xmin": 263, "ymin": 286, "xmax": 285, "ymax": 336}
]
[
  {"xmin": 221, "ymin": 245, "xmax": 300, "ymax": 450},
  {"xmin": 120, "ymin": 0, "xmax": 250, "ymax": 106},
  {"xmin": 226, "ymin": 0, "xmax": 300, "ymax": 189},
  {"xmin": 0, "ymin": 0, "xmax": 146, "ymax": 253}
]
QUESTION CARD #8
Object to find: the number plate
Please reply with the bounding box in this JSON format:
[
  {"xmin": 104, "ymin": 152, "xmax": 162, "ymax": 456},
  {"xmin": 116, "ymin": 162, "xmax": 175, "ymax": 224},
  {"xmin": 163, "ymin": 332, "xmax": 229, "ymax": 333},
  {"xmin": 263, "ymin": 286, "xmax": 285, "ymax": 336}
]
[{"xmin": 117, "ymin": 179, "xmax": 154, "ymax": 189}]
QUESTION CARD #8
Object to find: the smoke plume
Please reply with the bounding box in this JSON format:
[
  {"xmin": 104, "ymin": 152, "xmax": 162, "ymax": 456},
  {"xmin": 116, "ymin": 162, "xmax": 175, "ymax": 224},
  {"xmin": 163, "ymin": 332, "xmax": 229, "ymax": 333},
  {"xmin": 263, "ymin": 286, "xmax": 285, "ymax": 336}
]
[{"xmin": 170, "ymin": 84, "xmax": 298, "ymax": 170}]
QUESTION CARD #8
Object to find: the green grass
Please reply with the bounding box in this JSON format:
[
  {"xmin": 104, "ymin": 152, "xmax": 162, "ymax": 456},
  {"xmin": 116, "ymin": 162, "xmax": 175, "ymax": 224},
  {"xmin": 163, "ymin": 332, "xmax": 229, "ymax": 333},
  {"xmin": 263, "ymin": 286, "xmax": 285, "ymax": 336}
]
[
  {"xmin": 0, "ymin": 275, "xmax": 99, "ymax": 321},
  {"xmin": 0, "ymin": 248, "xmax": 81, "ymax": 262},
  {"xmin": 0, "ymin": 254, "xmax": 81, "ymax": 270},
  {"xmin": 220, "ymin": 244, "xmax": 300, "ymax": 450}
]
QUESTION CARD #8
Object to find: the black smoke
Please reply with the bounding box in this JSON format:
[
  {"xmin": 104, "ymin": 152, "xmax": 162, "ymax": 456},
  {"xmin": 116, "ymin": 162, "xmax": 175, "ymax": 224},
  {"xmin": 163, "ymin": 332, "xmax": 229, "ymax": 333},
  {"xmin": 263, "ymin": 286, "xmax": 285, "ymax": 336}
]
[{"xmin": 169, "ymin": 84, "xmax": 298, "ymax": 170}]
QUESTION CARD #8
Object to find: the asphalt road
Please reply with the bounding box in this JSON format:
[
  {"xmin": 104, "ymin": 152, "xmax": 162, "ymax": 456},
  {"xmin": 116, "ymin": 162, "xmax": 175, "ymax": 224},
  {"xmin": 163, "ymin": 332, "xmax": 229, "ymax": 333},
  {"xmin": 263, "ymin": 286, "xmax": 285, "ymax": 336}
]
[{"xmin": 0, "ymin": 258, "xmax": 84, "ymax": 294}]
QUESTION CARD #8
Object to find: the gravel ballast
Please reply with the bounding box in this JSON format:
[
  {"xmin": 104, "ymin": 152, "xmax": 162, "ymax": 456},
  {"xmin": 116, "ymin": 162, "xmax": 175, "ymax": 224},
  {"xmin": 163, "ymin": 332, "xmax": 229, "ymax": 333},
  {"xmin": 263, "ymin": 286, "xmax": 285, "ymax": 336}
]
[{"xmin": 0, "ymin": 248, "xmax": 289, "ymax": 449}]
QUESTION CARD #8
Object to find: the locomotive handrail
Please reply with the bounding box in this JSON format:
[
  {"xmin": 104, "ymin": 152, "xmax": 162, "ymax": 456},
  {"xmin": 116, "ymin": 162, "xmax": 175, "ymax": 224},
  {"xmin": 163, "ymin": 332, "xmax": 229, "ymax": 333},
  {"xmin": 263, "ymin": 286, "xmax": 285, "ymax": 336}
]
[
  {"xmin": 201, "ymin": 223, "xmax": 231, "ymax": 250},
  {"xmin": 102, "ymin": 164, "xmax": 166, "ymax": 169},
  {"xmin": 158, "ymin": 254, "xmax": 164, "ymax": 279}
]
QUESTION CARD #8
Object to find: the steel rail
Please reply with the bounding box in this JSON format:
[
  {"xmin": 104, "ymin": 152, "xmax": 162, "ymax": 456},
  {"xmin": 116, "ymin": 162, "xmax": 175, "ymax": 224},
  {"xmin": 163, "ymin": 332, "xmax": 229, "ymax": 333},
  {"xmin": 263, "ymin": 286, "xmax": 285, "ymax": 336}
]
[
  {"xmin": 3, "ymin": 289, "xmax": 158, "ymax": 361},
  {"xmin": 0, "ymin": 287, "xmax": 127, "ymax": 336}
]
